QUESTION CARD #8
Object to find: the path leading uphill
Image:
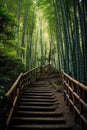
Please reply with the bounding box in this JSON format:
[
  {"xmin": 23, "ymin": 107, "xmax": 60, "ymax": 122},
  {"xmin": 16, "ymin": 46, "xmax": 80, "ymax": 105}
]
[{"xmin": 8, "ymin": 74, "xmax": 79, "ymax": 130}]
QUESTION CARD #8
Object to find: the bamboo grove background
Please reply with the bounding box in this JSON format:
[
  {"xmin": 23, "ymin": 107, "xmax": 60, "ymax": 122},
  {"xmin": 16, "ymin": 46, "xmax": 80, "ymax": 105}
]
[{"xmin": 0, "ymin": 0, "xmax": 87, "ymax": 85}]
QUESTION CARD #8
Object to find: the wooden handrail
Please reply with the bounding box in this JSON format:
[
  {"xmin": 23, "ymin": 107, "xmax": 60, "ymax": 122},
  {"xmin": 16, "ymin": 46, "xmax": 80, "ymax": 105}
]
[
  {"xmin": 63, "ymin": 72, "xmax": 87, "ymax": 91},
  {"xmin": 5, "ymin": 73, "xmax": 23, "ymax": 128},
  {"xmin": 4, "ymin": 67, "xmax": 40, "ymax": 129},
  {"xmin": 23, "ymin": 67, "xmax": 38, "ymax": 76},
  {"xmin": 62, "ymin": 72, "xmax": 87, "ymax": 129},
  {"xmin": 3, "ymin": 64, "xmax": 51, "ymax": 130},
  {"xmin": 5, "ymin": 73, "xmax": 23, "ymax": 98}
]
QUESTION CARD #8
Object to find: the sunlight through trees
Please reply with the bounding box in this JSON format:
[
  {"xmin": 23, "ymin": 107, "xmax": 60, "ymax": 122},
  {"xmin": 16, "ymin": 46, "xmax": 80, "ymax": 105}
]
[{"xmin": 0, "ymin": 0, "xmax": 87, "ymax": 86}]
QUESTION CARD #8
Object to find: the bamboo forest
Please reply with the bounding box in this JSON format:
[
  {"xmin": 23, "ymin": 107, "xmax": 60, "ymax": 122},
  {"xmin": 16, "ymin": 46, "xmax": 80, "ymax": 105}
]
[{"xmin": 0, "ymin": 0, "xmax": 87, "ymax": 130}]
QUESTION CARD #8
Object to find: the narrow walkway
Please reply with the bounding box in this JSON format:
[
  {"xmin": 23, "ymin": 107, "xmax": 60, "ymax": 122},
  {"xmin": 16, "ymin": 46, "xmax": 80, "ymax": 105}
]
[{"xmin": 8, "ymin": 74, "xmax": 79, "ymax": 130}]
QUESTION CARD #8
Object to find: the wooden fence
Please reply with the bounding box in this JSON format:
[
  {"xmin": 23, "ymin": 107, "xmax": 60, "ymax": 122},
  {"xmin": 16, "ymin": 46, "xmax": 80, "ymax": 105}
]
[{"xmin": 62, "ymin": 72, "xmax": 87, "ymax": 129}]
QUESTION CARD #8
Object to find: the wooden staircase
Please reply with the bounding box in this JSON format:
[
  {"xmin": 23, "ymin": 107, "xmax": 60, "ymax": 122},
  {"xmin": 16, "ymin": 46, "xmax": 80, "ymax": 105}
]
[
  {"xmin": 1, "ymin": 65, "xmax": 86, "ymax": 130},
  {"xmin": 8, "ymin": 78, "xmax": 74, "ymax": 130}
]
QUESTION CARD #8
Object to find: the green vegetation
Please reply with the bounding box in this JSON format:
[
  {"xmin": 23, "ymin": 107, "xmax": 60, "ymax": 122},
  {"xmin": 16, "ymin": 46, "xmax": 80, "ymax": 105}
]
[
  {"xmin": 0, "ymin": 7, "xmax": 25, "ymax": 93},
  {"xmin": 0, "ymin": 0, "xmax": 87, "ymax": 94},
  {"xmin": 0, "ymin": 55, "xmax": 25, "ymax": 91},
  {"xmin": 51, "ymin": 77, "xmax": 62, "ymax": 92},
  {"xmin": 0, "ymin": 8, "xmax": 16, "ymax": 45},
  {"xmin": 52, "ymin": 83, "xmax": 62, "ymax": 92},
  {"xmin": 36, "ymin": 0, "xmax": 87, "ymax": 85},
  {"xmin": 0, "ymin": 8, "xmax": 25, "ymax": 128}
]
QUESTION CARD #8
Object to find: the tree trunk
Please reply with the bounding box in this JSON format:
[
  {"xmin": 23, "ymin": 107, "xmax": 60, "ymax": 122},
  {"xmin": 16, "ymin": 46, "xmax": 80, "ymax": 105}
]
[
  {"xmin": 20, "ymin": 7, "xmax": 28, "ymax": 59},
  {"xmin": 39, "ymin": 17, "xmax": 44, "ymax": 67}
]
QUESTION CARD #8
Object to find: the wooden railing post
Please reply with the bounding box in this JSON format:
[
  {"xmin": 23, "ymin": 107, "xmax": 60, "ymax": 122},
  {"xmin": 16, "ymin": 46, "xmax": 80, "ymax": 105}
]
[
  {"xmin": 72, "ymin": 82, "xmax": 75, "ymax": 113},
  {"xmin": 63, "ymin": 74, "xmax": 67, "ymax": 102},
  {"xmin": 62, "ymin": 71, "xmax": 66, "ymax": 102}
]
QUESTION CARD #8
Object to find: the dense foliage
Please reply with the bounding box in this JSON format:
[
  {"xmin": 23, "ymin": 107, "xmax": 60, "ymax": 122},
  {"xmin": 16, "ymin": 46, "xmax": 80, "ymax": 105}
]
[
  {"xmin": 0, "ymin": 0, "xmax": 87, "ymax": 94},
  {"xmin": 0, "ymin": 55, "xmax": 25, "ymax": 91},
  {"xmin": 36, "ymin": 0, "xmax": 87, "ymax": 85},
  {"xmin": 0, "ymin": 7, "xmax": 25, "ymax": 94},
  {"xmin": 0, "ymin": 6, "xmax": 25, "ymax": 129},
  {"xmin": 0, "ymin": 8, "xmax": 16, "ymax": 45}
]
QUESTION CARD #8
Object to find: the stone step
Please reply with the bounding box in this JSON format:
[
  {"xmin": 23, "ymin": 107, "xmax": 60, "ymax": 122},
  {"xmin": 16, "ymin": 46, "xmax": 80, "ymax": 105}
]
[
  {"xmin": 21, "ymin": 95, "xmax": 56, "ymax": 99},
  {"xmin": 23, "ymin": 90, "xmax": 53, "ymax": 93},
  {"xmin": 26, "ymin": 85, "xmax": 52, "ymax": 88},
  {"xmin": 10, "ymin": 124, "xmax": 73, "ymax": 130},
  {"xmin": 19, "ymin": 98, "xmax": 57, "ymax": 102},
  {"xmin": 22, "ymin": 92, "xmax": 54, "ymax": 96},
  {"xmin": 16, "ymin": 111, "xmax": 63, "ymax": 117},
  {"xmin": 18, "ymin": 101, "xmax": 58, "ymax": 106},
  {"xmin": 23, "ymin": 88, "xmax": 53, "ymax": 92},
  {"xmin": 30, "ymin": 85, "xmax": 50, "ymax": 87},
  {"xmin": 32, "ymin": 82, "xmax": 49, "ymax": 85},
  {"xmin": 17, "ymin": 105, "xmax": 57, "ymax": 111},
  {"xmin": 12, "ymin": 117, "xmax": 66, "ymax": 124}
]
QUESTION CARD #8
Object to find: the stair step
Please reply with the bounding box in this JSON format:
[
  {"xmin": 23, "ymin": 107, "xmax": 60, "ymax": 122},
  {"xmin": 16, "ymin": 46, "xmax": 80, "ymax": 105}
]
[
  {"xmin": 10, "ymin": 124, "xmax": 73, "ymax": 130},
  {"xmin": 23, "ymin": 90, "xmax": 53, "ymax": 93},
  {"xmin": 13, "ymin": 117, "xmax": 66, "ymax": 124},
  {"xmin": 26, "ymin": 83, "xmax": 50, "ymax": 85},
  {"xmin": 31, "ymin": 84, "xmax": 49, "ymax": 87},
  {"xmin": 19, "ymin": 98, "xmax": 57, "ymax": 102},
  {"xmin": 16, "ymin": 111, "xmax": 63, "ymax": 117},
  {"xmin": 27, "ymin": 86, "xmax": 52, "ymax": 89},
  {"xmin": 25, "ymin": 87, "xmax": 53, "ymax": 91},
  {"xmin": 21, "ymin": 95, "xmax": 56, "ymax": 99},
  {"xmin": 17, "ymin": 105, "xmax": 56, "ymax": 111},
  {"xmin": 22, "ymin": 92, "xmax": 54, "ymax": 96},
  {"xmin": 18, "ymin": 101, "xmax": 58, "ymax": 106},
  {"xmin": 29, "ymin": 85, "xmax": 52, "ymax": 90}
]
